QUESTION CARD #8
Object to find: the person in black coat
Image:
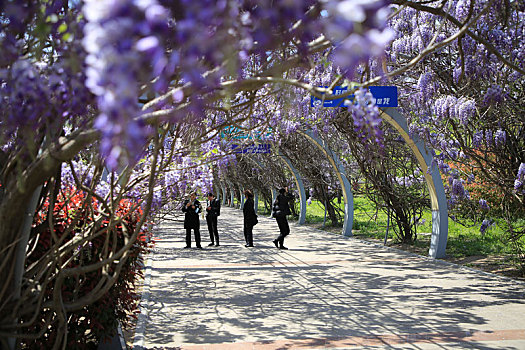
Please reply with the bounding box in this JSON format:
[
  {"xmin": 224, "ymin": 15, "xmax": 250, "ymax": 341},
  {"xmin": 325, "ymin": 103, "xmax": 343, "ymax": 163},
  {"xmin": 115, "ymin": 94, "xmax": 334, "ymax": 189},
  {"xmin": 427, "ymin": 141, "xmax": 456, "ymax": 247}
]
[
  {"xmin": 242, "ymin": 190, "xmax": 257, "ymax": 247},
  {"xmin": 272, "ymin": 188, "xmax": 291, "ymax": 249},
  {"xmin": 205, "ymin": 192, "xmax": 221, "ymax": 246},
  {"xmin": 181, "ymin": 192, "xmax": 202, "ymax": 249}
]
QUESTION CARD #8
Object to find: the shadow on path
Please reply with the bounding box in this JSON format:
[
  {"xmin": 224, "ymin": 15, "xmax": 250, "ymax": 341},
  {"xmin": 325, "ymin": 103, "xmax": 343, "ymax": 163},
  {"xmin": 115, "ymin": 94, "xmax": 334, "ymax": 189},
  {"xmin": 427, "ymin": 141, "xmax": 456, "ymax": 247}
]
[{"xmin": 135, "ymin": 207, "xmax": 525, "ymax": 349}]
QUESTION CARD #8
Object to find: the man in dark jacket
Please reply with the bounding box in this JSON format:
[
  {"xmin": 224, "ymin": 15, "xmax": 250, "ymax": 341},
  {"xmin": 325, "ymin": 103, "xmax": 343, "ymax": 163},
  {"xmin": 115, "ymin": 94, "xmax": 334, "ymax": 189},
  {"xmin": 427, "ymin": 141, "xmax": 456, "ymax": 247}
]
[
  {"xmin": 272, "ymin": 188, "xmax": 291, "ymax": 249},
  {"xmin": 242, "ymin": 190, "xmax": 257, "ymax": 247},
  {"xmin": 205, "ymin": 192, "xmax": 221, "ymax": 246},
  {"xmin": 182, "ymin": 192, "xmax": 202, "ymax": 249}
]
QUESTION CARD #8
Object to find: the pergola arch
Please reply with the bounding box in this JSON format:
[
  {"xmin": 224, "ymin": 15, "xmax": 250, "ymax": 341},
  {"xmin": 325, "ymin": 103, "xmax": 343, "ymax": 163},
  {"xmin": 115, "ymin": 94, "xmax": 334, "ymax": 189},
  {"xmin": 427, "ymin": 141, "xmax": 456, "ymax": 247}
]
[
  {"xmin": 218, "ymin": 107, "xmax": 448, "ymax": 258},
  {"xmin": 277, "ymin": 152, "xmax": 307, "ymax": 224},
  {"xmin": 254, "ymin": 189, "xmax": 259, "ymax": 213},
  {"xmin": 381, "ymin": 107, "xmax": 448, "ymax": 258},
  {"xmin": 226, "ymin": 181, "xmax": 235, "ymax": 208},
  {"xmin": 298, "ymin": 130, "xmax": 354, "ymax": 237},
  {"xmin": 239, "ymin": 184, "xmax": 245, "ymax": 209},
  {"xmin": 276, "ymin": 110, "xmax": 445, "ymax": 258},
  {"xmin": 271, "ymin": 188, "xmax": 277, "ymax": 209},
  {"xmin": 220, "ymin": 182, "xmax": 228, "ymax": 206},
  {"xmin": 298, "ymin": 108, "xmax": 448, "ymax": 258}
]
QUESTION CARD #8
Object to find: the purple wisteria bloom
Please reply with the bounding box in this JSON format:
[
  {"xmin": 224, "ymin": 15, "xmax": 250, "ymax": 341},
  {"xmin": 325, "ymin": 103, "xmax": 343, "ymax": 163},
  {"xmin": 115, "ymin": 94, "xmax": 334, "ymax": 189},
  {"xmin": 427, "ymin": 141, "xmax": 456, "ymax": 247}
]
[
  {"xmin": 479, "ymin": 199, "xmax": 490, "ymax": 210},
  {"xmin": 452, "ymin": 178, "xmax": 465, "ymax": 197},
  {"xmin": 472, "ymin": 131, "xmax": 483, "ymax": 148},
  {"xmin": 494, "ymin": 129, "xmax": 506, "ymax": 147},
  {"xmin": 456, "ymin": 98, "xmax": 476, "ymax": 125},
  {"xmin": 345, "ymin": 88, "xmax": 383, "ymax": 146},
  {"xmin": 482, "ymin": 85, "xmax": 505, "ymax": 106},
  {"xmin": 417, "ymin": 71, "xmax": 436, "ymax": 99},
  {"xmin": 514, "ymin": 163, "xmax": 525, "ymax": 194},
  {"xmin": 455, "ymin": 0, "xmax": 471, "ymax": 21},
  {"xmin": 324, "ymin": 0, "xmax": 394, "ymax": 77},
  {"xmin": 83, "ymin": 0, "xmax": 168, "ymax": 170},
  {"xmin": 480, "ymin": 219, "xmax": 493, "ymax": 234}
]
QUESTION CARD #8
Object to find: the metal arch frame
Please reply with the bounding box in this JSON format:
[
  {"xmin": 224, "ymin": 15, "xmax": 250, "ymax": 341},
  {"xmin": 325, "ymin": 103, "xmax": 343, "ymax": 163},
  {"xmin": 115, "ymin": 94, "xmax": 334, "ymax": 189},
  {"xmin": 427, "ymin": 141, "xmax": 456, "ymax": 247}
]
[
  {"xmin": 220, "ymin": 182, "xmax": 228, "ymax": 206},
  {"xmin": 381, "ymin": 107, "xmax": 448, "ymax": 258},
  {"xmin": 298, "ymin": 130, "xmax": 354, "ymax": 237},
  {"xmin": 240, "ymin": 184, "xmax": 245, "ymax": 209},
  {"xmin": 213, "ymin": 182, "xmax": 221, "ymax": 201},
  {"xmin": 227, "ymin": 181, "xmax": 236, "ymax": 208},
  {"xmin": 242, "ymin": 157, "xmax": 265, "ymax": 213},
  {"xmin": 223, "ymin": 181, "xmax": 230, "ymax": 206},
  {"xmin": 254, "ymin": 189, "xmax": 259, "ymax": 213},
  {"xmin": 216, "ymin": 110, "xmax": 447, "ymax": 257},
  {"xmin": 299, "ymin": 109, "xmax": 448, "ymax": 258},
  {"xmin": 278, "ymin": 152, "xmax": 306, "ymax": 224},
  {"xmin": 270, "ymin": 188, "xmax": 278, "ymax": 218}
]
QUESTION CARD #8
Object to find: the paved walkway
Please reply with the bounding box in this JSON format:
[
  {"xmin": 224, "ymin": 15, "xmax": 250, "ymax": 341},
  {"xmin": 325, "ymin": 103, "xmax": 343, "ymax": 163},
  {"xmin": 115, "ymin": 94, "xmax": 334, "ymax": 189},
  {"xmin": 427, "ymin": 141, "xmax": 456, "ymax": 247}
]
[{"xmin": 133, "ymin": 207, "xmax": 525, "ymax": 349}]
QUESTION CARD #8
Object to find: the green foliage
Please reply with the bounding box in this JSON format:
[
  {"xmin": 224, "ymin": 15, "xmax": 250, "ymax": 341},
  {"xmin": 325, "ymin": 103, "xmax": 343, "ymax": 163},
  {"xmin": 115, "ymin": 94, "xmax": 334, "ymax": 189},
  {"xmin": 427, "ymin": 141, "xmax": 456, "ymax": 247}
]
[
  {"xmin": 305, "ymin": 201, "xmax": 330, "ymax": 224},
  {"xmin": 305, "ymin": 197, "xmax": 512, "ymax": 261},
  {"xmin": 257, "ymin": 206, "xmax": 271, "ymax": 216}
]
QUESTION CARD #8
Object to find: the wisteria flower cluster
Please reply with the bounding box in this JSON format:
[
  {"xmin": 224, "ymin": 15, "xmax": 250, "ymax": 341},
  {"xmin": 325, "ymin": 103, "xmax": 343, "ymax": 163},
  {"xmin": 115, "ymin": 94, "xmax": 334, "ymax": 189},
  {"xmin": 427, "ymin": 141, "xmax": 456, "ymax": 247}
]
[
  {"xmin": 433, "ymin": 96, "xmax": 476, "ymax": 125},
  {"xmin": 393, "ymin": 174, "xmax": 424, "ymax": 187},
  {"xmin": 445, "ymin": 172, "xmax": 470, "ymax": 209},
  {"xmin": 417, "ymin": 71, "xmax": 437, "ymax": 100},
  {"xmin": 482, "ymin": 85, "xmax": 506, "ymax": 106},
  {"xmin": 479, "ymin": 198, "xmax": 490, "ymax": 210},
  {"xmin": 325, "ymin": 0, "xmax": 394, "ymax": 76},
  {"xmin": 472, "ymin": 129, "xmax": 507, "ymax": 149},
  {"xmin": 78, "ymin": 0, "xmax": 394, "ymax": 168},
  {"xmin": 515, "ymin": 163, "xmax": 525, "ymax": 194},
  {"xmin": 345, "ymin": 88, "xmax": 383, "ymax": 146},
  {"xmin": 480, "ymin": 218, "xmax": 494, "ymax": 234},
  {"xmin": 1, "ymin": 55, "xmax": 92, "ymax": 149},
  {"xmin": 83, "ymin": 0, "xmax": 169, "ymax": 169}
]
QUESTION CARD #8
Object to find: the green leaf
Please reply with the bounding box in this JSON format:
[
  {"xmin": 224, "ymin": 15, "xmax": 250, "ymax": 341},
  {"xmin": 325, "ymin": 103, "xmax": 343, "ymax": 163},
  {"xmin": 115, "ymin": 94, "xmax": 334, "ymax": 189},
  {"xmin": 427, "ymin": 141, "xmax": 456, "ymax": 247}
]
[
  {"xmin": 47, "ymin": 14, "xmax": 59, "ymax": 23},
  {"xmin": 58, "ymin": 22, "xmax": 68, "ymax": 34},
  {"xmin": 63, "ymin": 32, "xmax": 74, "ymax": 42},
  {"xmin": 35, "ymin": 22, "xmax": 50, "ymax": 36}
]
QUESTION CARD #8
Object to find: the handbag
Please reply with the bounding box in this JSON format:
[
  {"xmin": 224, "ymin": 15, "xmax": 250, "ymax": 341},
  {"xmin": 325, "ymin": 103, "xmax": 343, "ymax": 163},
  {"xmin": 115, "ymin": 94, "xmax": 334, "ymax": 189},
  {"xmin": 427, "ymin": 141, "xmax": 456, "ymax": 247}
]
[
  {"xmin": 253, "ymin": 216, "xmax": 258, "ymax": 226},
  {"xmin": 272, "ymin": 200, "xmax": 283, "ymax": 218}
]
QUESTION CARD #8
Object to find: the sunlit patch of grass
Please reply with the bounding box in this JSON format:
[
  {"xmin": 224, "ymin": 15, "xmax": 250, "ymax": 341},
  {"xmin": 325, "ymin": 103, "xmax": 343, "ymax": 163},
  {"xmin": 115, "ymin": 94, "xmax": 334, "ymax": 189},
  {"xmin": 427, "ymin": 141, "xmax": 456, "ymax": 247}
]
[{"xmin": 303, "ymin": 197, "xmax": 509, "ymax": 259}]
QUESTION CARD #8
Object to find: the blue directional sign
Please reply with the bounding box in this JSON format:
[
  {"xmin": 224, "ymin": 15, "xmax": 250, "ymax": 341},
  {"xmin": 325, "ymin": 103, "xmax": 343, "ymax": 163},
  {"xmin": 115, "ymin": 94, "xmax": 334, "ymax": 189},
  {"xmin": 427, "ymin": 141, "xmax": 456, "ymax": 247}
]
[
  {"xmin": 232, "ymin": 143, "xmax": 271, "ymax": 154},
  {"xmin": 310, "ymin": 86, "xmax": 398, "ymax": 108},
  {"xmin": 220, "ymin": 126, "xmax": 273, "ymax": 140}
]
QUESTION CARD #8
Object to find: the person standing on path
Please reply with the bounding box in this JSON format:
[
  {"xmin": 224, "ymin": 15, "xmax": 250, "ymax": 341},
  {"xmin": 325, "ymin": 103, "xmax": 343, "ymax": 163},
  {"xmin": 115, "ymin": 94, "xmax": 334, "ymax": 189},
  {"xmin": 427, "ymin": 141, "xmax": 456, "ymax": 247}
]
[
  {"xmin": 205, "ymin": 192, "xmax": 221, "ymax": 246},
  {"xmin": 242, "ymin": 190, "xmax": 257, "ymax": 247},
  {"xmin": 272, "ymin": 188, "xmax": 291, "ymax": 250},
  {"xmin": 182, "ymin": 192, "xmax": 202, "ymax": 249}
]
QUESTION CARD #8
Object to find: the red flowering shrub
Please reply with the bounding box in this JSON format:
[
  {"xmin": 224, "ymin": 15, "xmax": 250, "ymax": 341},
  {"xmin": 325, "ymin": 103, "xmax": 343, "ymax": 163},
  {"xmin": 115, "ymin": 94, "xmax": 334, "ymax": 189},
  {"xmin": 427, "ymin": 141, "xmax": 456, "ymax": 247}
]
[
  {"xmin": 21, "ymin": 186, "xmax": 153, "ymax": 349},
  {"xmin": 448, "ymin": 153, "xmax": 519, "ymax": 218}
]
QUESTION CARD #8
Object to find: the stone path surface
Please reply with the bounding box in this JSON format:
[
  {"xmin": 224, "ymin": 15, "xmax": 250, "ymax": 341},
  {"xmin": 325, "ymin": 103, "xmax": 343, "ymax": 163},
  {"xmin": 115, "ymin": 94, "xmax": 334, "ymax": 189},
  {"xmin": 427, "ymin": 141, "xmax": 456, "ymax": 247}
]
[{"xmin": 133, "ymin": 207, "xmax": 525, "ymax": 349}]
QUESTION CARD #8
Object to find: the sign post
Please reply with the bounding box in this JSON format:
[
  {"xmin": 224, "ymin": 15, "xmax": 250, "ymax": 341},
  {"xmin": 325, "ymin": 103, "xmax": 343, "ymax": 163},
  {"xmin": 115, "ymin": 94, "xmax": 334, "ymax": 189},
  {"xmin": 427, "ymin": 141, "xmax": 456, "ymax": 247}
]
[{"xmin": 310, "ymin": 86, "xmax": 398, "ymax": 108}]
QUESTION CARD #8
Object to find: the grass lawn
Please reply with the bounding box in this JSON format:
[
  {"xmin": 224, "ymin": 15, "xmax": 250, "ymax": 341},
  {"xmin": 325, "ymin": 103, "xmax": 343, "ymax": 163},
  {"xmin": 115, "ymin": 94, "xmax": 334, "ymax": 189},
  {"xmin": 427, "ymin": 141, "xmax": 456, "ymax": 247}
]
[{"xmin": 288, "ymin": 197, "xmax": 523, "ymax": 280}]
